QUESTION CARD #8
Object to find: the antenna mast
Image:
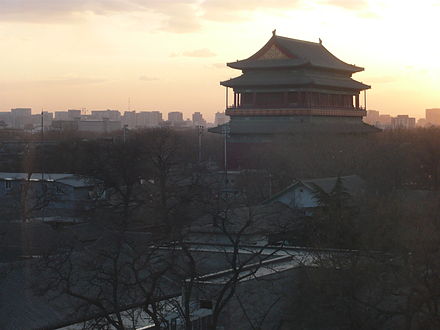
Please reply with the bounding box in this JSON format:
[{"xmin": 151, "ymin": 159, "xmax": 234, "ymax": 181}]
[{"xmin": 41, "ymin": 109, "xmax": 45, "ymax": 222}]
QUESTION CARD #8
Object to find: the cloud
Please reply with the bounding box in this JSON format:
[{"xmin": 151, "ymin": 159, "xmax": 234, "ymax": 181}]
[
  {"xmin": 0, "ymin": 0, "xmax": 177, "ymax": 17},
  {"xmin": 170, "ymin": 48, "xmax": 217, "ymax": 57},
  {"xmin": 38, "ymin": 76, "xmax": 108, "ymax": 86},
  {"xmin": 324, "ymin": 0, "xmax": 369, "ymax": 10},
  {"xmin": 212, "ymin": 63, "xmax": 226, "ymax": 68},
  {"xmin": 0, "ymin": 0, "xmax": 201, "ymax": 32},
  {"xmin": 182, "ymin": 48, "xmax": 216, "ymax": 57},
  {"xmin": 0, "ymin": 76, "xmax": 108, "ymax": 90},
  {"xmin": 0, "ymin": 0, "xmax": 303, "ymax": 32},
  {"xmin": 0, "ymin": 0, "xmax": 132, "ymax": 21},
  {"xmin": 139, "ymin": 75, "xmax": 159, "ymax": 81},
  {"xmin": 366, "ymin": 75, "xmax": 397, "ymax": 84},
  {"xmin": 201, "ymin": 0, "xmax": 301, "ymax": 21},
  {"xmin": 156, "ymin": 2, "xmax": 201, "ymax": 33}
]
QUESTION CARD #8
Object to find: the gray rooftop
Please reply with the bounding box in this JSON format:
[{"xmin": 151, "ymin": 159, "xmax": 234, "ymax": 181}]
[
  {"xmin": 209, "ymin": 117, "xmax": 380, "ymax": 135},
  {"xmin": 228, "ymin": 35, "xmax": 364, "ymax": 73},
  {"xmin": 221, "ymin": 69, "xmax": 370, "ymax": 91},
  {"xmin": 0, "ymin": 172, "xmax": 95, "ymax": 188},
  {"xmin": 267, "ymin": 175, "xmax": 366, "ymax": 203}
]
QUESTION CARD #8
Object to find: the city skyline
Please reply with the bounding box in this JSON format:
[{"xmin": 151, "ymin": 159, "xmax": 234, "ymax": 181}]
[{"xmin": 0, "ymin": 0, "xmax": 439, "ymax": 121}]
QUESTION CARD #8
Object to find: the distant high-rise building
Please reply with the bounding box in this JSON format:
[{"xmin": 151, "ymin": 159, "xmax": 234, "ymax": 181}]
[
  {"xmin": 11, "ymin": 108, "xmax": 32, "ymax": 129},
  {"xmin": 214, "ymin": 112, "xmax": 229, "ymax": 126},
  {"xmin": 55, "ymin": 111, "xmax": 69, "ymax": 120},
  {"xmin": 52, "ymin": 117, "xmax": 121, "ymax": 133},
  {"xmin": 378, "ymin": 114, "xmax": 392, "ymax": 129},
  {"xmin": 32, "ymin": 111, "xmax": 53, "ymax": 128},
  {"xmin": 391, "ymin": 115, "xmax": 416, "ymax": 129},
  {"xmin": 417, "ymin": 118, "xmax": 428, "ymax": 127},
  {"xmin": 364, "ymin": 110, "xmax": 380, "ymax": 126},
  {"xmin": 136, "ymin": 111, "xmax": 162, "ymax": 127},
  {"xmin": 123, "ymin": 111, "xmax": 137, "ymax": 129},
  {"xmin": 148, "ymin": 111, "xmax": 162, "ymax": 127},
  {"xmin": 91, "ymin": 110, "xmax": 121, "ymax": 121},
  {"xmin": 168, "ymin": 112, "xmax": 184, "ymax": 125},
  {"xmin": 78, "ymin": 119, "xmax": 121, "ymax": 133},
  {"xmin": 0, "ymin": 112, "xmax": 11, "ymax": 127},
  {"xmin": 68, "ymin": 109, "xmax": 81, "ymax": 120},
  {"xmin": 192, "ymin": 112, "xmax": 206, "ymax": 127},
  {"xmin": 426, "ymin": 108, "xmax": 440, "ymax": 126}
]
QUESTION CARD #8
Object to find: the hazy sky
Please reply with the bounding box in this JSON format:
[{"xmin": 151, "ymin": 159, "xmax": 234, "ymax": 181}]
[{"xmin": 0, "ymin": 0, "xmax": 439, "ymax": 120}]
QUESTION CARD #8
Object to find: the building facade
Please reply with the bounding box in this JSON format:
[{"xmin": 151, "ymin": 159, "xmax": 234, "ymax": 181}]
[
  {"xmin": 391, "ymin": 115, "xmax": 416, "ymax": 129},
  {"xmin": 192, "ymin": 112, "xmax": 206, "ymax": 127},
  {"xmin": 426, "ymin": 108, "xmax": 440, "ymax": 126},
  {"xmin": 11, "ymin": 108, "xmax": 32, "ymax": 129},
  {"xmin": 168, "ymin": 111, "xmax": 184, "ymax": 126},
  {"xmin": 91, "ymin": 110, "xmax": 121, "ymax": 121},
  {"xmin": 214, "ymin": 112, "xmax": 229, "ymax": 126},
  {"xmin": 136, "ymin": 111, "xmax": 163, "ymax": 127}
]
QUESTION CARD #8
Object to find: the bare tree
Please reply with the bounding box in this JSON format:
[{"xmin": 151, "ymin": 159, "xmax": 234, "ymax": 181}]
[{"xmin": 35, "ymin": 230, "xmax": 179, "ymax": 329}]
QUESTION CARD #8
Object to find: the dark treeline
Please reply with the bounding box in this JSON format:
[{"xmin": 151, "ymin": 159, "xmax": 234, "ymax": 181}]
[
  {"xmin": 1, "ymin": 128, "xmax": 223, "ymax": 175},
  {"xmin": 244, "ymin": 127, "xmax": 440, "ymax": 193},
  {"xmin": 5, "ymin": 126, "xmax": 440, "ymax": 192}
]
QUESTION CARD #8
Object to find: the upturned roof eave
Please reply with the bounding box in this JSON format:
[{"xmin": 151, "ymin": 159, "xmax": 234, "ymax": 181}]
[
  {"xmin": 226, "ymin": 34, "xmax": 365, "ymax": 73},
  {"xmin": 227, "ymin": 60, "xmax": 364, "ymax": 73},
  {"xmin": 226, "ymin": 60, "xmax": 310, "ymax": 70},
  {"xmin": 220, "ymin": 79, "xmax": 371, "ymax": 91}
]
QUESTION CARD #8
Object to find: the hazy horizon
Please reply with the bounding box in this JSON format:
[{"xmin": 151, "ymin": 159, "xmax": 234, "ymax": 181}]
[{"xmin": 0, "ymin": 0, "xmax": 439, "ymax": 121}]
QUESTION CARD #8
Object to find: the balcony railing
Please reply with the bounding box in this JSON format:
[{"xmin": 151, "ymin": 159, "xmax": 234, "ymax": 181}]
[
  {"xmin": 227, "ymin": 104, "xmax": 365, "ymax": 110},
  {"xmin": 225, "ymin": 106, "xmax": 366, "ymax": 117}
]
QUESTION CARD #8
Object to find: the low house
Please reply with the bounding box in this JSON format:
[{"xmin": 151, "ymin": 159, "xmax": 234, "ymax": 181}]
[
  {"xmin": 266, "ymin": 175, "xmax": 366, "ymax": 209},
  {"xmin": 187, "ymin": 203, "xmax": 304, "ymax": 246},
  {"xmin": 0, "ymin": 172, "xmax": 101, "ymax": 219}
]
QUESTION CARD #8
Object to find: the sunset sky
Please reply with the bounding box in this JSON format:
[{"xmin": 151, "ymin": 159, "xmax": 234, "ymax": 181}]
[{"xmin": 0, "ymin": 0, "xmax": 439, "ymax": 121}]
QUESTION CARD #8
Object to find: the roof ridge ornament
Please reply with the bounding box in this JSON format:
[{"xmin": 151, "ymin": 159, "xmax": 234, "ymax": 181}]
[
  {"xmin": 319, "ymin": 38, "xmax": 322, "ymax": 45},
  {"xmin": 272, "ymin": 29, "xmax": 276, "ymax": 36}
]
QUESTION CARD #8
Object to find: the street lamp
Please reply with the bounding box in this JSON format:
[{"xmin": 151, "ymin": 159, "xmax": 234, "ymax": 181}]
[
  {"xmin": 221, "ymin": 124, "xmax": 230, "ymax": 185},
  {"xmin": 196, "ymin": 125, "xmax": 204, "ymax": 163}
]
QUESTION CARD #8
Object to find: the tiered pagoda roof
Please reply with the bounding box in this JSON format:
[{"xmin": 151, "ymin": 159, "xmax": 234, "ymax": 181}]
[
  {"xmin": 221, "ymin": 34, "xmax": 370, "ymax": 92},
  {"xmin": 221, "ymin": 70, "xmax": 369, "ymax": 90},
  {"xmin": 227, "ymin": 35, "xmax": 363, "ymax": 72}
]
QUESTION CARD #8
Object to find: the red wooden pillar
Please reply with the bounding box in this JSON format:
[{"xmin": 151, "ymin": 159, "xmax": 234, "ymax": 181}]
[
  {"xmin": 355, "ymin": 94, "xmax": 360, "ymax": 109},
  {"xmin": 234, "ymin": 92, "xmax": 237, "ymax": 108},
  {"xmin": 225, "ymin": 87, "xmax": 228, "ymax": 109}
]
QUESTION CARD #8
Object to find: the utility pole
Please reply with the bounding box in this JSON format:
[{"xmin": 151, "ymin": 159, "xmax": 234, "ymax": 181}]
[
  {"xmin": 123, "ymin": 124, "xmax": 128, "ymax": 143},
  {"xmin": 41, "ymin": 110, "xmax": 45, "ymax": 222},
  {"xmin": 221, "ymin": 124, "xmax": 230, "ymax": 185},
  {"xmin": 268, "ymin": 172, "xmax": 272, "ymax": 198},
  {"xmin": 41, "ymin": 110, "xmax": 44, "ymax": 182},
  {"xmin": 197, "ymin": 125, "xmax": 204, "ymax": 163}
]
